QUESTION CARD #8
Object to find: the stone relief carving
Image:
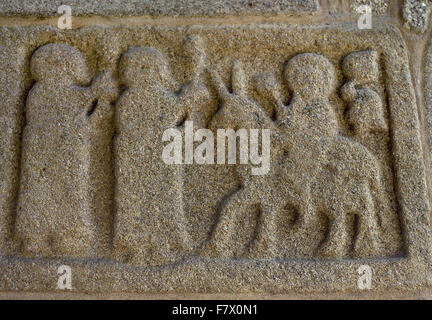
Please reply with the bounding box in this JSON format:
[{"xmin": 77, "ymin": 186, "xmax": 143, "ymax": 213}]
[
  {"xmin": 341, "ymin": 50, "xmax": 388, "ymax": 138},
  {"xmin": 0, "ymin": 24, "xmax": 428, "ymax": 293},
  {"xmin": 0, "ymin": 45, "xmax": 26, "ymax": 256},
  {"xmin": 113, "ymin": 43, "xmax": 210, "ymax": 266},
  {"xmin": 202, "ymin": 60, "xmax": 285, "ymax": 259},
  {"xmin": 6, "ymin": 39, "xmax": 401, "ymax": 265},
  {"xmin": 14, "ymin": 43, "xmax": 118, "ymax": 257},
  {"xmin": 201, "ymin": 52, "xmax": 395, "ymax": 260}
]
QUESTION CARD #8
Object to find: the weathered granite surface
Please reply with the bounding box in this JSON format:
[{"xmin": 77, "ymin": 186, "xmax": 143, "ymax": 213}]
[
  {"xmin": 0, "ymin": 0, "xmax": 319, "ymax": 17},
  {"xmin": 1, "ymin": 0, "xmax": 432, "ymax": 298},
  {"xmin": 403, "ymin": 0, "xmax": 432, "ymax": 33},
  {"xmin": 349, "ymin": 0, "xmax": 389, "ymax": 15}
]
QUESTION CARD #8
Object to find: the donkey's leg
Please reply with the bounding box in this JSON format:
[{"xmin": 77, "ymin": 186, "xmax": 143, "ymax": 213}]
[
  {"xmin": 354, "ymin": 189, "xmax": 380, "ymax": 257},
  {"xmin": 245, "ymin": 201, "xmax": 281, "ymax": 259},
  {"xmin": 318, "ymin": 208, "xmax": 347, "ymax": 259},
  {"xmin": 201, "ymin": 188, "xmax": 255, "ymax": 258},
  {"xmin": 294, "ymin": 182, "xmax": 318, "ymax": 231}
]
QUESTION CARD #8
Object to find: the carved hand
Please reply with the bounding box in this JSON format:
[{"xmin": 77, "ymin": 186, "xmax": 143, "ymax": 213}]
[{"xmin": 92, "ymin": 71, "xmax": 119, "ymax": 103}]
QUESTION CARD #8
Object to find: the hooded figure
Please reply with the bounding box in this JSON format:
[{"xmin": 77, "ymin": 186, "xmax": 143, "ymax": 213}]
[
  {"xmin": 15, "ymin": 43, "xmax": 116, "ymax": 257},
  {"xmin": 113, "ymin": 46, "xmax": 209, "ymax": 266}
]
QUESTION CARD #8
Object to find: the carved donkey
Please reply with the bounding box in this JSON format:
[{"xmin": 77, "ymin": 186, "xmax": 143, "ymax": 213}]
[
  {"xmin": 279, "ymin": 53, "xmax": 388, "ymax": 258},
  {"xmin": 278, "ymin": 53, "xmax": 387, "ymax": 258},
  {"xmin": 312, "ymin": 136, "xmax": 385, "ymax": 258},
  {"xmin": 202, "ymin": 61, "xmax": 289, "ymax": 258},
  {"xmin": 203, "ymin": 53, "xmax": 388, "ymax": 259}
]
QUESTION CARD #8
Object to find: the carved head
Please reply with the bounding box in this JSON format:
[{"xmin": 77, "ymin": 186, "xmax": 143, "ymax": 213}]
[
  {"xmin": 342, "ymin": 50, "xmax": 379, "ymax": 85},
  {"xmin": 30, "ymin": 43, "xmax": 90, "ymax": 85},
  {"xmin": 253, "ymin": 72, "xmax": 282, "ymax": 105},
  {"xmin": 119, "ymin": 46, "xmax": 171, "ymax": 87},
  {"xmin": 285, "ymin": 53, "xmax": 336, "ymax": 101}
]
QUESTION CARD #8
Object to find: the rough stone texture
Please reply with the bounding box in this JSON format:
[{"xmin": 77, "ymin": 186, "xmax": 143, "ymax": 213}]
[
  {"xmin": 0, "ymin": 0, "xmax": 319, "ymax": 17},
  {"xmin": 1, "ymin": 0, "xmax": 432, "ymax": 298},
  {"xmin": 349, "ymin": 0, "xmax": 389, "ymax": 15},
  {"xmin": 0, "ymin": 44, "xmax": 26, "ymax": 256},
  {"xmin": 423, "ymin": 34, "xmax": 432, "ymax": 198},
  {"xmin": 403, "ymin": 0, "xmax": 432, "ymax": 33}
]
